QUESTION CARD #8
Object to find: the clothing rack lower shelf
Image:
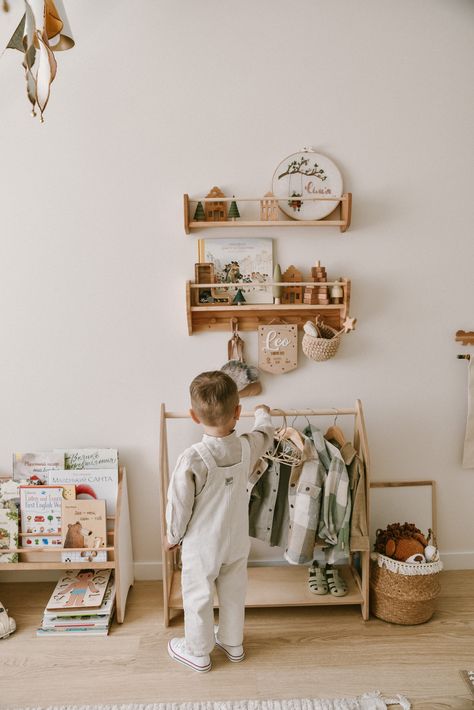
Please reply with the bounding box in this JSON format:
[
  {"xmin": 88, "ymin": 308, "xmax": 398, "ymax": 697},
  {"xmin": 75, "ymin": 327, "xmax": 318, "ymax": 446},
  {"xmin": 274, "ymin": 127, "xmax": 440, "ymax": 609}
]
[{"xmin": 168, "ymin": 564, "xmax": 364, "ymax": 611}]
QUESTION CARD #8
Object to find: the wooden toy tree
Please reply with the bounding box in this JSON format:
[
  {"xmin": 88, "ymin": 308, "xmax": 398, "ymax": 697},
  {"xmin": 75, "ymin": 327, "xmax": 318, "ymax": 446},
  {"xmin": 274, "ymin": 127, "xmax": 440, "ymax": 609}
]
[
  {"xmin": 193, "ymin": 201, "xmax": 205, "ymax": 221},
  {"xmin": 228, "ymin": 197, "xmax": 240, "ymax": 221}
]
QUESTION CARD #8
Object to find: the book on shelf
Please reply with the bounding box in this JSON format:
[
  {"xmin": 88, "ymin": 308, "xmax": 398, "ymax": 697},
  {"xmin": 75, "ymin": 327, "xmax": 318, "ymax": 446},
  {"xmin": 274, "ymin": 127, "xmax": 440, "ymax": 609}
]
[
  {"xmin": 46, "ymin": 568, "xmax": 112, "ymax": 611},
  {"xmin": 47, "ymin": 468, "xmax": 118, "ymax": 518},
  {"xmin": 0, "ymin": 479, "xmax": 20, "ymax": 507},
  {"xmin": 0, "ymin": 506, "xmax": 19, "ymax": 563},
  {"xmin": 37, "ymin": 574, "xmax": 116, "ymax": 636},
  {"xmin": 19, "ymin": 486, "xmax": 64, "ymax": 548},
  {"xmin": 36, "ymin": 626, "xmax": 112, "ymax": 636},
  {"xmin": 13, "ymin": 452, "xmax": 64, "ymax": 483},
  {"xmin": 61, "ymin": 499, "xmax": 107, "ymax": 563},
  {"xmin": 54, "ymin": 448, "xmax": 118, "ymax": 471}
]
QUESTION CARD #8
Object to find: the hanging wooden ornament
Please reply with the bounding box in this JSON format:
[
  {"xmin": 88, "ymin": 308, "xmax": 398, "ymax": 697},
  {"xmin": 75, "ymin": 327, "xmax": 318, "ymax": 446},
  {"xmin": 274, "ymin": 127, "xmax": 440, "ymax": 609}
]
[
  {"xmin": 221, "ymin": 319, "xmax": 262, "ymax": 397},
  {"xmin": 258, "ymin": 323, "xmax": 297, "ymax": 374}
]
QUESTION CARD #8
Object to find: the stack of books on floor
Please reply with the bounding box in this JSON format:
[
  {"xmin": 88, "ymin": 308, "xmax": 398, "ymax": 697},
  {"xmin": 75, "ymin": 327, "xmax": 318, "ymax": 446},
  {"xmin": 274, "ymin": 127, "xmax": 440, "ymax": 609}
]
[{"xmin": 37, "ymin": 569, "xmax": 116, "ymax": 637}]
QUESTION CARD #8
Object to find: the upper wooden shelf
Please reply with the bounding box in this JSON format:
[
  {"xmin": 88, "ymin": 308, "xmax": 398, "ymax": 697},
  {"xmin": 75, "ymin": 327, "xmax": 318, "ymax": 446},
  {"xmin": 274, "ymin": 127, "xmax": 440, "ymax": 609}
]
[{"xmin": 184, "ymin": 193, "xmax": 352, "ymax": 234}]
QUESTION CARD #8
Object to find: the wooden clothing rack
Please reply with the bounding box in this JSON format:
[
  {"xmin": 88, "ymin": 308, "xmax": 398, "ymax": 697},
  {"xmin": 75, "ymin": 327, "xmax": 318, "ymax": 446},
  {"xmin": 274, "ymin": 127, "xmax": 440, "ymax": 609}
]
[{"xmin": 159, "ymin": 400, "xmax": 371, "ymax": 625}]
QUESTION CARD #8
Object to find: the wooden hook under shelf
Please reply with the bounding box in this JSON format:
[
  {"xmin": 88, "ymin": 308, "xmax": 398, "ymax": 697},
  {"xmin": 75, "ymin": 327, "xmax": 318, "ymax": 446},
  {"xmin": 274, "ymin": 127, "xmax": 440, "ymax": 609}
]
[
  {"xmin": 455, "ymin": 330, "xmax": 474, "ymax": 346},
  {"xmin": 458, "ymin": 354, "xmax": 471, "ymax": 360}
]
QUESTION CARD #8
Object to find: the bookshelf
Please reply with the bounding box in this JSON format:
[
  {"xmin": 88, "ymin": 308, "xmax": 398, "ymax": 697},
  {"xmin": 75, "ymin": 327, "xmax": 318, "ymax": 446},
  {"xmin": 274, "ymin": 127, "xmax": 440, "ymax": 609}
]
[{"xmin": 0, "ymin": 467, "xmax": 134, "ymax": 623}]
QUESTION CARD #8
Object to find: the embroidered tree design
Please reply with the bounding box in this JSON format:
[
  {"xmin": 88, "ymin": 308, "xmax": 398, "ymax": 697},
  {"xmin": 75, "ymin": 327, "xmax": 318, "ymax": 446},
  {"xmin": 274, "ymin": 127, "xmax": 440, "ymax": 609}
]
[{"xmin": 278, "ymin": 157, "xmax": 327, "ymax": 181}]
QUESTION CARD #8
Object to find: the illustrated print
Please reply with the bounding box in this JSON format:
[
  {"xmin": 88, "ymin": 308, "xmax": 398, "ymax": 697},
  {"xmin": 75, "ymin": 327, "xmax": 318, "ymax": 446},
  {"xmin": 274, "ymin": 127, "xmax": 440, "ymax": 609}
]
[{"xmin": 60, "ymin": 570, "xmax": 101, "ymax": 607}]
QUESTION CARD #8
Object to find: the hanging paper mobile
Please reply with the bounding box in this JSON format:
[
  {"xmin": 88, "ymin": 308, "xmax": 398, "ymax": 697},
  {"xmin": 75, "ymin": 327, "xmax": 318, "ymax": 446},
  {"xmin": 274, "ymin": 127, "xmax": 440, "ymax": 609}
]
[{"xmin": 5, "ymin": 0, "xmax": 74, "ymax": 121}]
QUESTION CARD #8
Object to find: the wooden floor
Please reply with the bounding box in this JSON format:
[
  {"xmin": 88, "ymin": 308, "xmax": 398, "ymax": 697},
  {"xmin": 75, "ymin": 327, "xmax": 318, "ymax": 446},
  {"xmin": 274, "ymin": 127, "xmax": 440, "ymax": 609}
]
[{"xmin": 1, "ymin": 571, "xmax": 474, "ymax": 710}]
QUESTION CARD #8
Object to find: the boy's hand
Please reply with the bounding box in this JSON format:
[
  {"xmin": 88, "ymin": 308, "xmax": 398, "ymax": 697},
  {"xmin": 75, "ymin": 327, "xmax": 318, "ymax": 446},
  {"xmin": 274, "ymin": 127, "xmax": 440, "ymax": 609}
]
[
  {"xmin": 254, "ymin": 404, "xmax": 270, "ymax": 414},
  {"xmin": 164, "ymin": 538, "xmax": 179, "ymax": 551}
]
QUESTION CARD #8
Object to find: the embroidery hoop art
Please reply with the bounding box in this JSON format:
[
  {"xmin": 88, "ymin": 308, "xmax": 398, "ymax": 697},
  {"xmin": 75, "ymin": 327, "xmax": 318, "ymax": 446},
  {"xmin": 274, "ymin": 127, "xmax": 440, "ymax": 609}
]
[{"xmin": 272, "ymin": 149, "xmax": 343, "ymax": 221}]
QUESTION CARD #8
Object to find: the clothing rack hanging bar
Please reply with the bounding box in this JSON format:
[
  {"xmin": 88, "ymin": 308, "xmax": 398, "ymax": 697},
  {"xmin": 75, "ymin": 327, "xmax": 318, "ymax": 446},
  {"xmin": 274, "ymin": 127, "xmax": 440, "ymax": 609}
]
[{"xmin": 165, "ymin": 408, "xmax": 358, "ymax": 419}]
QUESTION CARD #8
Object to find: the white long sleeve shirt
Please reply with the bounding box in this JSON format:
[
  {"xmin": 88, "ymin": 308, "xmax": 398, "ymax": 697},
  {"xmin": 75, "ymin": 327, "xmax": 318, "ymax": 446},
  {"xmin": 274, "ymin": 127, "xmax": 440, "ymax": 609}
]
[{"xmin": 166, "ymin": 409, "xmax": 274, "ymax": 545}]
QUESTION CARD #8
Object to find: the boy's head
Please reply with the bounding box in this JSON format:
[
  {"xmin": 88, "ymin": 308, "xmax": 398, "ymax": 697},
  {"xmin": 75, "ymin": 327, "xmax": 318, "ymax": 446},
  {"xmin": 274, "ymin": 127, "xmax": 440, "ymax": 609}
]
[{"xmin": 190, "ymin": 371, "xmax": 240, "ymax": 427}]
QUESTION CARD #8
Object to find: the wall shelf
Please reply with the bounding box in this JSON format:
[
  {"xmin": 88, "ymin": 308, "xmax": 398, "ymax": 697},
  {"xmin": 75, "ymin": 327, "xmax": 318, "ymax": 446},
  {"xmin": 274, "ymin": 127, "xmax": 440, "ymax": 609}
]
[
  {"xmin": 186, "ymin": 279, "xmax": 351, "ymax": 334},
  {"xmin": 184, "ymin": 193, "xmax": 352, "ymax": 234}
]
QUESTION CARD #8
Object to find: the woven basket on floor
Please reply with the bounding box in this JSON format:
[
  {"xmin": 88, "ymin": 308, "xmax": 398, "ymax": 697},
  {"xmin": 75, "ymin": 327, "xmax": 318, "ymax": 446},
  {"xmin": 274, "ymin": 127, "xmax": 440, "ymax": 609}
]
[
  {"xmin": 302, "ymin": 323, "xmax": 341, "ymax": 362},
  {"xmin": 370, "ymin": 553, "xmax": 443, "ymax": 625}
]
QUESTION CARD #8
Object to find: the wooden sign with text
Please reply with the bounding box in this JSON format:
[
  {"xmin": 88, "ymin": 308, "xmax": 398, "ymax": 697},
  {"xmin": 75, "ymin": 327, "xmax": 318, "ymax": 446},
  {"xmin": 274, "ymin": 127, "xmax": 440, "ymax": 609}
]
[{"xmin": 258, "ymin": 324, "xmax": 297, "ymax": 374}]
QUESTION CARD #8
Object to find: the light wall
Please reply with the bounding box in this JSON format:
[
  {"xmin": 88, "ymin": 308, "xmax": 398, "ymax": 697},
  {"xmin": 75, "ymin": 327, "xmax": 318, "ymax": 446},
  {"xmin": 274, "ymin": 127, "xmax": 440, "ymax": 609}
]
[{"xmin": 1, "ymin": 0, "xmax": 473, "ymax": 579}]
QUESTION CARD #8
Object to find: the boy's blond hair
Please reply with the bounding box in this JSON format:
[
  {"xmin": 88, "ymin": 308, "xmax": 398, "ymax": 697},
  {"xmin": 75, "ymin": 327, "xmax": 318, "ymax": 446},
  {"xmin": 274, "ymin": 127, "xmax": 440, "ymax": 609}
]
[{"xmin": 190, "ymin": 371, "xmax": 239, "ymax": 426}]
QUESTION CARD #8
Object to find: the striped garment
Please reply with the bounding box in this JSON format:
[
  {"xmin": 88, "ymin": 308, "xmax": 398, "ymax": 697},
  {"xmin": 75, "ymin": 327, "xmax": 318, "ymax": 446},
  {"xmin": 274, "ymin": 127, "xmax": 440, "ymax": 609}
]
[{"xmin": 306, "ymin": 426, "xmax": 352, "ymax": 564}]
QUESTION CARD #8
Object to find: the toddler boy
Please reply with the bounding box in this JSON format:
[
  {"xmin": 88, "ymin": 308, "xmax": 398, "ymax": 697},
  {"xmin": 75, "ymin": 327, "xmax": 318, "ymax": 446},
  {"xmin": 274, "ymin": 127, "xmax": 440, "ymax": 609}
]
[{"xmin": 166, "ymin": 370, "xmax": 273, "ymax": 672}]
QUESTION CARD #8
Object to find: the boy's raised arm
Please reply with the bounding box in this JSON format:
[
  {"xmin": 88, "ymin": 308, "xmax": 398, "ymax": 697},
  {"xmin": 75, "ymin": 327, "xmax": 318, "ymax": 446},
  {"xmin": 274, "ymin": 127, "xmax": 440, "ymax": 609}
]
[{"xmin": 243, "ymin": 404, "xmax": 275, "ymax": 471}]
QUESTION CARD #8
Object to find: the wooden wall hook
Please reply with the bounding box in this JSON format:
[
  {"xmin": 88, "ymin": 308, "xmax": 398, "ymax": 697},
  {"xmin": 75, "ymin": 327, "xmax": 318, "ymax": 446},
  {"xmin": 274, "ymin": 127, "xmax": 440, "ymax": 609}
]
[{"xmin": 455, "ymin": 330, "xmax": 474, "ymax": 346}]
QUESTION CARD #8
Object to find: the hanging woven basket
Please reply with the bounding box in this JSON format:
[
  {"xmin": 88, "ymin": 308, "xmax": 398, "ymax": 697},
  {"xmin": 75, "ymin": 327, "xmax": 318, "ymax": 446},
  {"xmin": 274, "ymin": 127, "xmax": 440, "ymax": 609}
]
[
  {"xmin": 302, "ymin": 322, "xmax": 341, "ymax": 362},
  {"xmin": 370, "ymin": 552, "xmax": 443, "ymax": 625}
]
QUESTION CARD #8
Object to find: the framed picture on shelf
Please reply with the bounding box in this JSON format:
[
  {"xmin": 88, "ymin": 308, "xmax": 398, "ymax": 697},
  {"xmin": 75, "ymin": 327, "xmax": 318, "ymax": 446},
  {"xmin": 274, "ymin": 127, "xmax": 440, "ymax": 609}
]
[{"xmin": 197, "ymin": 238, "xmax": 273, "ymax": 304}]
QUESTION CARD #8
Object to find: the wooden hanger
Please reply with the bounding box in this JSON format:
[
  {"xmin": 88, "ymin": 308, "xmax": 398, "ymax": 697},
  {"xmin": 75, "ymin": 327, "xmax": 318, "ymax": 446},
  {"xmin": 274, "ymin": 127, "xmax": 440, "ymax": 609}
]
[
  {"xmin": 275, "ymin": 426, "xmax": 305, "ymax": 451},
  {"xmin": 264, "ymin": 412, "xmax": 304, "ymax": 466},
  {"xmin": 325, "ymin": 411, "xmax": 346, "ymax": 447}
]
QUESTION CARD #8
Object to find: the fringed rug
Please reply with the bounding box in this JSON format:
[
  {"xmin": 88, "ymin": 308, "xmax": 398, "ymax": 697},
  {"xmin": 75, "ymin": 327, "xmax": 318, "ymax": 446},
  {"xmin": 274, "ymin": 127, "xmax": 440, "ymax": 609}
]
[
  {"xmin": 10, "ymin": 694, "xmax": 411, "ymax": 710},
  {"xmin": 461, "ymin": 670, "xmax": 474, "ymax": 696}
]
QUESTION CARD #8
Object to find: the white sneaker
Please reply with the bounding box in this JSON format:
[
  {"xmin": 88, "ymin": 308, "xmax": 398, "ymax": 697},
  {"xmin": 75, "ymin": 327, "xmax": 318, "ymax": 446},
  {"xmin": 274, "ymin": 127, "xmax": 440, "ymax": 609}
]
[
  {"xmin": 214, "ymin": 626, "xmax": 245, "ymax": 662},
  {"xmin": 167, "ymin": 637, "xmax": 211, "ymax": 673}
]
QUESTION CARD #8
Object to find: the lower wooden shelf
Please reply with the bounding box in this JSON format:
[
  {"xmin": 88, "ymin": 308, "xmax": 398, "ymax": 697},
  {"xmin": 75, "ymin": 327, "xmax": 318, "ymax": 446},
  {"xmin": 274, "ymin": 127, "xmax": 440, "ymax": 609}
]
[
  {"xmin": 186, "ymin": 279, "xmax": 351, "ymax": 334},
  {"xmin": 169, "ymin": 564, "xmax": 363, "ymax": 611},
  {"xmin": 1, "ymin": 562, "xmax": 116, "ymax": 570}
]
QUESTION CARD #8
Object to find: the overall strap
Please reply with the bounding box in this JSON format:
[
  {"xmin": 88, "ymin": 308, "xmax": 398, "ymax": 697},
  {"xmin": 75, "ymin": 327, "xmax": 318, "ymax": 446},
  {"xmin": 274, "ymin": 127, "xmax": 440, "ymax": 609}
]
[
  {"xmin": 240, "ymin": 436, "xmax": 251, "ymax": 470},
  {"xmin": 192, "ymin": 442, "xmax": 218, "ymax": 471}
]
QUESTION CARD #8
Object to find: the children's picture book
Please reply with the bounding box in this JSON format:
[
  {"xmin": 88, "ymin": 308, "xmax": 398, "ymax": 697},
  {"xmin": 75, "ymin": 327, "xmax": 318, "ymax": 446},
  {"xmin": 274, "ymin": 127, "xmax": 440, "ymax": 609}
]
[
  {"xmin": 54, "ymin": 448, "xmax": 118, "ymax": 471},
  {"xmin": 0, "ymin": 479, "xmax": 20, "ymax": 506},
  {"xmin": 61, "ymin": 499, "xmax": 107, "ymax": 563},
  {"xmin": 46, "ymin": 569, "xmax": 111, "ymax": 611},
  {"xmin": 43, "ymin": 575, "xmax": 116, "ymax": 618},
  {"xmin": 0, "ymin": 506, "xmax": 19, "ymax": 563},
  {"xmin": 13, "ymin": 452, "xmax": 64, "ymax": 483},
  {"xmin": 19, "ymin": 486, "xmax": 64, "ymax": 548},
  {"xmin": 47, "ymin": 468, "xmax": 118, "ymax": 516},
  {"xmin": 197, "ymin": 238, "xmax": 273, "ymax": 304}
]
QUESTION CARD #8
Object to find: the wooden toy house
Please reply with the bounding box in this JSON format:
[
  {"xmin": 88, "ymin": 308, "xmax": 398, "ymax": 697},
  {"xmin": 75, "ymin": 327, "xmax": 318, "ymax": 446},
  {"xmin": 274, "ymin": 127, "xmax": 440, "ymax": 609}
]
[
  {"xmin": 204, "ymin": 186, "xmax": 227, "ymax": 221},
  {"xmin": 282, "ymin": 265, "xmax": 303, "ymax": 305},
  {"xmin": 260, "ymin": 191, "xmax": 279, "ymax": 221}
]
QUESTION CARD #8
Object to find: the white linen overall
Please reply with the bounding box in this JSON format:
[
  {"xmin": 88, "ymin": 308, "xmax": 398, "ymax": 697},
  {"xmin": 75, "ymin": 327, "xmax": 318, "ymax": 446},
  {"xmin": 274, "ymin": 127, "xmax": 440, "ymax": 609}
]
[{"xmin": 180, "ymin": 437, "xmax": 251, "ymax": 656}]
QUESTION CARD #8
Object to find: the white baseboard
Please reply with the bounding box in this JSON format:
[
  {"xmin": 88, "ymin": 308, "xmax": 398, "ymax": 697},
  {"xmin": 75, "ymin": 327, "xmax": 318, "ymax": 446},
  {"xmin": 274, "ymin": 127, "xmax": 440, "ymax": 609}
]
[
  {"xmin": 133, "ymin": 551, "xmax": 474, "ymax": 580},
  {"xmin": 2, "ymin": 552, "xmax": 473, "ymax": 583}
]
